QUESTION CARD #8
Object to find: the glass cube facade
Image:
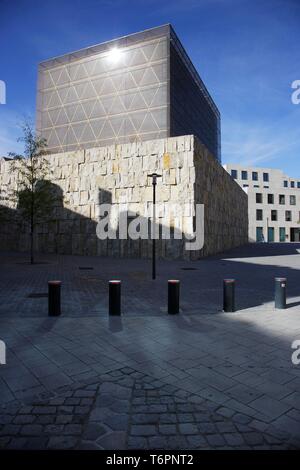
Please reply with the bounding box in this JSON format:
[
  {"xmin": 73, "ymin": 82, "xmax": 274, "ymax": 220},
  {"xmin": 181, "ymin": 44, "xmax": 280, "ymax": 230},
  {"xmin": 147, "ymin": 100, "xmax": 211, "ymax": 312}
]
[
  {"xmin": 169, "ymin": 27, "xmax": 221, "ymax": 161},
  {"xmin": 37, "ymin": 25, "xmax": 221, "ymax": 161}
]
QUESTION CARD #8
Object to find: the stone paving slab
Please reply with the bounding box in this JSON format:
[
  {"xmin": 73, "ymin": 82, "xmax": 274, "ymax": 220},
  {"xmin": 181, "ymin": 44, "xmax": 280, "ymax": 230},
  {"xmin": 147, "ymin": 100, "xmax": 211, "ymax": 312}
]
[
  {"xmin": 1, "ymin": 244, "xmax": 300, "ymax": 449},
  {"xmin": 0, "ymin": 367, "xmax": 297, "ymax": 450},
  {"xmin": 0, "ymin": 312, "xmax": 300, "ymax": 449}
]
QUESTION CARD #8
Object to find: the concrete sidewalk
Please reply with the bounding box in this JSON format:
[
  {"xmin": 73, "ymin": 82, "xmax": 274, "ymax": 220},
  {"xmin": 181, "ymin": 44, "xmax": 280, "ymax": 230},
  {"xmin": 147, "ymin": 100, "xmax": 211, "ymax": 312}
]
[{"xmin": 0, "ymin": 244, "xmax": 300, "ymax": 449}]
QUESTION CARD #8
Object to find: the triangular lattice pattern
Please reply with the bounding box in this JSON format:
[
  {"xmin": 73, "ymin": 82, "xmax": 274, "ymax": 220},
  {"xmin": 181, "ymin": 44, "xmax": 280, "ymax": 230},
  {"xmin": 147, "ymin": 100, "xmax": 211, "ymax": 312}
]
[{"xmin": 37, "ymin": 37, "xmax": 169, "ymax": 152}]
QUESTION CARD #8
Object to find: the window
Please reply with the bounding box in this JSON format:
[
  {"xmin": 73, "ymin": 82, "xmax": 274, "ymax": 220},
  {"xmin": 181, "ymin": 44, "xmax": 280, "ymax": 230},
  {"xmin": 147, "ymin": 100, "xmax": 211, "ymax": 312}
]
[
  {"xmin": 256, "ymin": 209, "xmax": 263, "ymax": 221},
  {"xmin": 268, "ymin": 227, "xmax": 274, "ymax": 242},
  {"xmin": 267, "ymin": 194, "xmax": 274, "ymax": 204},
  {"xmin": 297, "ymin": 182, "xmax": 300, "ymax": 189},
  {"xmin": 263, "ymin": 186, "xmax": 269, "ymax": 189},
  {"xmin": 243, "ymin": 184, "xmax": 249, "ymax": 187},
  {"xmin": 231, "ymin": 169, "xmax": 237, "ymax": 179},
  {"xmin": 256, "ymin": 227, "xmax": 264, "ymax": 242},
  {"xmin": 271, "ymin": 210, "xmax": 277, "ymax": 221},
  {"xmin": 285, "ymin": 210, "xmax": 292, "ymax": 221},
  {"xmin": 252, "ymin": 171, "xmax": 258, "ymax": 181},
  {"xmin": 279, "ymin": 194, "xmax": 285, "ymax": 205},
  {"xmin": 241, "ymin": 171, "xmax": 248, "ymax": 180},
  {"xmin": 256, "ymin": 193, "xmax": 262, "ymax": 203},
  {"xmin": 290, "ymin": 195, "xmax": 296, "ymax": 205},
  {"xmin": 291, "ymin": 181, "xmax": 295, "ymax": 188},
  {"xmin": 254, "ymin": 184, "xmax": 259, "ymax": 188},
  {"xmin": 284, "ymin": 180, "xmax": 288, "ymax": 188},
  {"xmin": 279, "ymin": 227, "xmax": 286, "ymax": 242},
  {"xmin": 263, "ymin": 172, "xmax": 269, "ymax": 182}
]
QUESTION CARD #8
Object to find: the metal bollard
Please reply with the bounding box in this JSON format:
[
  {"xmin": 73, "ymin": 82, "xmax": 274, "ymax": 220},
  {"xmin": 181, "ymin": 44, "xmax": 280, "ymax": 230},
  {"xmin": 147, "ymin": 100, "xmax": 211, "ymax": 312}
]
[
  {"xmin": 109, "ymin": 280, "xmax": 121, "ymax": 315},
  {"xmin": 168, "ymin": 280, "xmax": 180, "ymax": 314},
  {"xmin": 48, "ymin": 280, "xmax": 61, "ymax": 316},
  {"xmin": 275, "ymin": 277, "xmax": 286, "ymax": 309},
  {"xmin": 223, "ymin": 279, "xmax": 235, "ymax": 312}
]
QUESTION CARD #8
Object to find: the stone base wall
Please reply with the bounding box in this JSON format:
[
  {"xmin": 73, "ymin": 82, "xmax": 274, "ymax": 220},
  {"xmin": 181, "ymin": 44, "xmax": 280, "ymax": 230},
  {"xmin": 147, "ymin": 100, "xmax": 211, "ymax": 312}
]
[
  {"xmin": 193, "ymin": 138, "xmax": 248, "ymax": 257},
  {"xmin": 0, "ymin": 135, "xmax": 248, "ymax": 259}
]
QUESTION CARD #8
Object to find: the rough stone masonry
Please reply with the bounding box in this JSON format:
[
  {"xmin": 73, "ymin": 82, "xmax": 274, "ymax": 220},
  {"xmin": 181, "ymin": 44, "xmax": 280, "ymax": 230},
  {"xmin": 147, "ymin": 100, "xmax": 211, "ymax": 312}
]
[{"xmin": 0, "ymin": 135, "xmax": 248, "ymax": 259}]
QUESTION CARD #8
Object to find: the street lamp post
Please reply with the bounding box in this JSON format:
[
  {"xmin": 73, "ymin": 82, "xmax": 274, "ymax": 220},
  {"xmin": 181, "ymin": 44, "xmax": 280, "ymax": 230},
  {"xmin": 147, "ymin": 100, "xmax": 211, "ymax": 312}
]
[{"xmin": 148, "ymin": 173, "xmax": 162, "ymax": 280}]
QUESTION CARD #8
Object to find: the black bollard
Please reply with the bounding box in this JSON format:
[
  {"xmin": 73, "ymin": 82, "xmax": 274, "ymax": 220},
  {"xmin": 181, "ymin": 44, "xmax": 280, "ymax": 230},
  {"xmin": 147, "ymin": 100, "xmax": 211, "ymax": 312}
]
[
  {"xmin": 275, "ymin": 277, "xmax": 286, "ymax": 309},
  {"xmin": 48, "ymin": 280, "xmax": 61, "ymax": 316},
  {"xmin": 168, "ymin": 280, "xmax": 180, "ymax": 314},
  {"xmin": 109, "ymin": 280, "xmax": 121, "ymax": 316},
  {"xmin": 223, "ymin": 279, "xmax": 235, "ymax": 312}
]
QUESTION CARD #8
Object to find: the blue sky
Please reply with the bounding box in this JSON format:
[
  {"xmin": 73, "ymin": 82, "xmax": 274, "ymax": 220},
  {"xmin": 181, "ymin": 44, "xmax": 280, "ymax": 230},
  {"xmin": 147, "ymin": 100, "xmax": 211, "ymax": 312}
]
[{"xmin": 0, "ymin": 0, "xmax": 299, "ymax": 176}]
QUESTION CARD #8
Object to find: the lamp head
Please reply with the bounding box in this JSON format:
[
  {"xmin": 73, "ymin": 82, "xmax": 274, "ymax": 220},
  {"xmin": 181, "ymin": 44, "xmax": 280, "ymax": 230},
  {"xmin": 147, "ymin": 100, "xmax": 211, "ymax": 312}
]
[{"xmin": 147, "ymin": 173, "xmax": 162, "ymax": 185}]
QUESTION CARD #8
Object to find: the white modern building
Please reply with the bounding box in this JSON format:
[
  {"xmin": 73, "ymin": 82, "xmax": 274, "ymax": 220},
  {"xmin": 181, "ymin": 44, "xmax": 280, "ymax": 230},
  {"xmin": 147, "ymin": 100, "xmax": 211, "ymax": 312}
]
[{"xmin": 223, "ymin": 164, "xmax": 300, "ymax": 243}]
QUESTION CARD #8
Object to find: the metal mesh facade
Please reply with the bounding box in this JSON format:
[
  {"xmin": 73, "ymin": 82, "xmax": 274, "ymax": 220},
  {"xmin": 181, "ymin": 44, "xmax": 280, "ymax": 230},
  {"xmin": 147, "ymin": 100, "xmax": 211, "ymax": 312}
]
[
  {"xmin": 37, "ymin": 25, "xmax": 221, "ymax": 161},
  {"xmin": 169, "ymin": 28, "xmax": 221, "ymax": 161}
]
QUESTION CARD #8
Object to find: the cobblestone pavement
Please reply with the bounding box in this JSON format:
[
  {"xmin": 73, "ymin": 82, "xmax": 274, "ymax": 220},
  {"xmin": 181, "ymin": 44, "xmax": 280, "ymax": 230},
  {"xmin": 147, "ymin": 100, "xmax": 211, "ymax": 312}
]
[
  {"xmin": 0, "ymin": 367, "xmax": 296, "ymax": 450},
  {"xmin": 1, "ymin": 244, "xmax": 300, "ymax": 449}
]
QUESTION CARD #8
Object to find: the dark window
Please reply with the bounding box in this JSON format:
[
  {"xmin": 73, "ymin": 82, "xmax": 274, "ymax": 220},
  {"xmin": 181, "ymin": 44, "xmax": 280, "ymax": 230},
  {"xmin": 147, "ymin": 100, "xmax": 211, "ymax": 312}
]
[
  {"xmin": 256, "ymin": 227, "xmax": 264, "ymax": 242},
  {"xmin": 291, "ymin": 181, "xmax": 295, "ymax": 188},
  {"xmin": 297, "ymin": 182, "xmax": 300, "ymax": 189},
  {"xmin": 284, "ymin": 180, "xmax": 288, "ymax": 187},
  {"xmin": 254, "ymin": 184, "xmax": 259, "ymax": 188},
  {"xmin": 263, "ymin": 186, "xmax": 269, "ymax": 189},
  {"xmin": 271, "ymin": 210, "xmax": 277, "ymax": 221},
  {"xmin": 263, "ymin": 173, "xmax": 269, "ymax": 182},
  {"xmin": 279, "ymin": 227, "xmax": 286, "ymax": 242},
  {"xmin": 285, "ymin": 210, "xmax": 292, "ymax": 221},
  {"xmin": 241, "ymin": 171, "xmax": 248, "ymax": 180},
  {"xmin": 256, "ymin": 193, "xmax": 262, "ymax": 203},
  {"xmin": 231, "ymin": 169, "xmax": 237, "ymax": 179},
  {"xmin": 279, "ymin": 194, "xmax": 285, "ymax": 205},
  {"xmin": 290, "ymin": 195, "xmax": 296, "ymax": 205},
  {"xmin": 243, "ymin": 184, "xmax": 249, "ymax": 187},
  {"xmin": 252, "ymin": 172, "xmax": 258, "ymax": 181},
  {"xmin": 267, "ymin": 227, "xmax": 274, "ymax": 242},
  {"xmin": 267, "ymin": 194, "xmax": 274, "ymax": 204},
  {"xmin": 256, "ymin": 209, "xmax": 263, "ymax": 221}
]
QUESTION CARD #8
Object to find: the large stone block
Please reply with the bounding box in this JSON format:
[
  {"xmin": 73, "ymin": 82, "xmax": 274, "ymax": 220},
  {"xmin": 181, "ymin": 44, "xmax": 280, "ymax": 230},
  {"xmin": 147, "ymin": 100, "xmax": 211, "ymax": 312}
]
[
  {"xmin": 79, "ymin": 190, "xmax": 89, "ymax": 205},
  {"xmin": 0, "ymin": 135, "xmax": 248, "ymax": 260}
]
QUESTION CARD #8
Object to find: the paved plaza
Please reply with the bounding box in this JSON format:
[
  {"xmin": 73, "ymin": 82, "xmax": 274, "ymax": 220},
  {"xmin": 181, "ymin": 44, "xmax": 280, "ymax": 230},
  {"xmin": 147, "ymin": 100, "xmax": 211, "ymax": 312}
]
[{"xmin": 0, "ymin": 243, "xmax": 300, "ymax": 449}]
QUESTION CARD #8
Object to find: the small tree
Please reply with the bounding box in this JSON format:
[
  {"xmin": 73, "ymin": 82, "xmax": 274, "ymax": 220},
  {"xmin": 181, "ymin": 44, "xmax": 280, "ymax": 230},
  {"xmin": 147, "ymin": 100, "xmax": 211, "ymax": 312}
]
[{"xmin": 8, "ymin": 122, "xmax": 57, "ymax": 264}]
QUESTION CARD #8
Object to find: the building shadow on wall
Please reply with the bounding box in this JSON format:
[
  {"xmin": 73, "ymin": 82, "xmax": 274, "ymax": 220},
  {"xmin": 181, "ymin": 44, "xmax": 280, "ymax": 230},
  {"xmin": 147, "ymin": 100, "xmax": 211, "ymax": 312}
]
[
  {"xmin": 96, "ymin": 186, "xmax": 192, "ymax": 260},
  {"xmin": 0, "ymin": 183, "xmax": 193, "ymax": 260},
  {"xmin": 0, "ymin": 204, "xmax": 21, "ymax": 251}
]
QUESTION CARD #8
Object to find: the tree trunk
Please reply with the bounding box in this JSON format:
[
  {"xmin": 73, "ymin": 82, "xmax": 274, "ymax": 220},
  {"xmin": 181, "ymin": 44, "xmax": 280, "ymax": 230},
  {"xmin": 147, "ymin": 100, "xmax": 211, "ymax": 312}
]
[
  {"xmin": 30, "ymin": 227, "xmax": 34, "ymax": 264},
  {"xmin": 30, "ymin": 191, "xmax": 34, "ymax": 264}
]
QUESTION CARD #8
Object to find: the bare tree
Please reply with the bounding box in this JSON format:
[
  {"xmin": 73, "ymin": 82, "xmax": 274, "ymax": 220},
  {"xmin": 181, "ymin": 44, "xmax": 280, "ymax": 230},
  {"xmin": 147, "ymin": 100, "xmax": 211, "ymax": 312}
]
[{"xmin": 8, "ymin": 121, "xmax": 57, "ymax": 264}]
